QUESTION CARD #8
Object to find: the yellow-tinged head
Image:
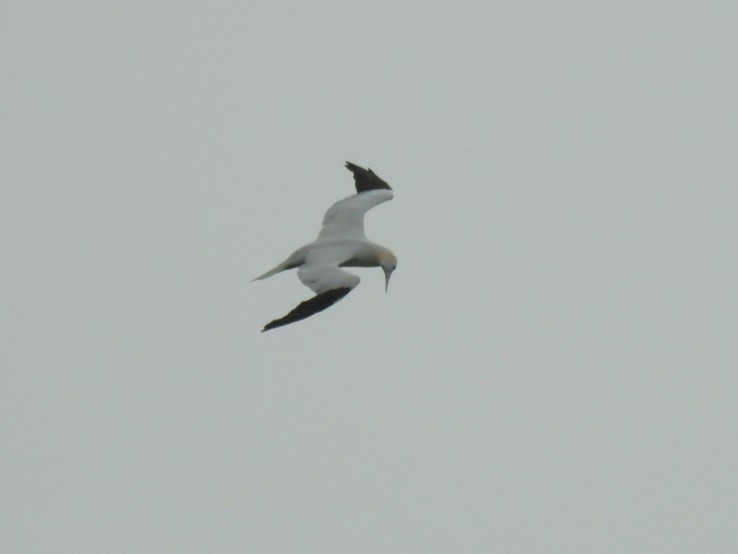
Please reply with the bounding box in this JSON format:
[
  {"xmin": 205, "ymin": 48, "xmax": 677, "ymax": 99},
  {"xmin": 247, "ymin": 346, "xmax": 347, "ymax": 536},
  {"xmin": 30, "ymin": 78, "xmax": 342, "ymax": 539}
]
[{"xmin": 378, "ymin": 248, "xmax": 397, "ymax": 292}]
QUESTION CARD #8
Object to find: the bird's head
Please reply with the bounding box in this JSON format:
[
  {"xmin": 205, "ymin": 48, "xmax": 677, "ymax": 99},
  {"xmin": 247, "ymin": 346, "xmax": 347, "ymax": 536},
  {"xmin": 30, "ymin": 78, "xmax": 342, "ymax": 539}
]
[{"xmin": 378, "ymin": 249, "xmax": 397, "ymax": 292}]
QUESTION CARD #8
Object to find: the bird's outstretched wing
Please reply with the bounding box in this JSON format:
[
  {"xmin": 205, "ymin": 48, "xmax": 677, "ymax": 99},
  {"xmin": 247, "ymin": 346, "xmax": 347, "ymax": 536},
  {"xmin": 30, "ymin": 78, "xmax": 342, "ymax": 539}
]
[
  {"xmin": 345, "ymin": 162, "xmax": 392, "ymax": 193},
  {"xmin": 261, "ymin": 265, "xmax": 360, "ymax": 331},
  {"xmin": 262, "ymin": 287, "xmax": 352, "ymax": 332},
  {"xmin": 318, "ymin": 189, "xmax": 394, "ymax": 239},
  {"xmin": 316, "ymin": 162, "xmax": 394, "ymax": 240}
]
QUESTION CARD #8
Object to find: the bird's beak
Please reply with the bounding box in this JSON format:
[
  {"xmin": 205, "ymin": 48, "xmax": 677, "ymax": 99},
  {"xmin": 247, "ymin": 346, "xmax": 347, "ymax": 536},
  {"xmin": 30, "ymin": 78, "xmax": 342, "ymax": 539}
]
[{"xmin": 384, "ymin": 268, "xmax": 392, "ymax": 292}]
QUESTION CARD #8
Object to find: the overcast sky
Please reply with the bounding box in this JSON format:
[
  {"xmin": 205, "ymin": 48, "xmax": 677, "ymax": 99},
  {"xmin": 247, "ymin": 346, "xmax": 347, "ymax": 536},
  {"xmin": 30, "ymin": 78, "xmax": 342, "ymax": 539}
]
[{"xmin": 3, "ymin": 1, "xmax": 737, "ymax": 552}]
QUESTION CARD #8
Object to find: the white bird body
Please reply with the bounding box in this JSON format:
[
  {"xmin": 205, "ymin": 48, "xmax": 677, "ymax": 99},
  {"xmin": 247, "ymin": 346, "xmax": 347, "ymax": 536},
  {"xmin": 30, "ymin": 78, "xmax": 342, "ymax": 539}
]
[{"xmin": 253, "ymin": 163, "xmax": 397, "ymax": 331}]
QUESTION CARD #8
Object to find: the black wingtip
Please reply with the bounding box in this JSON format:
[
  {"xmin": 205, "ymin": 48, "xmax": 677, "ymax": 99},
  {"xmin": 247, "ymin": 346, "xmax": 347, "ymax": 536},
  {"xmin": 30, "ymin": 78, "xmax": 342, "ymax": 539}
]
[
  {"xmin": 261, "ymin": 287, "xmax": 352, "ymax": 332},
  {"xmin": 344, "ymin": 162, "xmax": 392, "ymax": 193}
]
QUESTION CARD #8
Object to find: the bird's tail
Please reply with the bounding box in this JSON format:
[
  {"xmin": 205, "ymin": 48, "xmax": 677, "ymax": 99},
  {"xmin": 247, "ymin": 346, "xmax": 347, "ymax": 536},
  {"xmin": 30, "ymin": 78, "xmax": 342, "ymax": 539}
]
[
  {"xmin": 251, "ymin": 262, "xmax": 288, "ymax": 282},
  {"xmin": 251, "ymin": 246, "xmax": 307, "ymax": 282}
]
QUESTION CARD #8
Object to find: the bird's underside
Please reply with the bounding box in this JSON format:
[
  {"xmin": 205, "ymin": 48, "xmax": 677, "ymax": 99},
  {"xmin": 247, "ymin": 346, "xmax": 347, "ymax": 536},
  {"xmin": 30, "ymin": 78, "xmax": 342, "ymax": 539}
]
[{"xmin": 256, "ymin": 162, "xmax": 395, "ymax": 331}]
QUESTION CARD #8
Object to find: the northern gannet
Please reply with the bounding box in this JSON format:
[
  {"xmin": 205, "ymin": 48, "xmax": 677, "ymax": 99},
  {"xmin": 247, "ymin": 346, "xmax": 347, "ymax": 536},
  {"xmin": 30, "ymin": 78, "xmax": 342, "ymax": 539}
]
[{"xmin": 253, "ymin": 162, "xmax": 397, "ymax": 332}]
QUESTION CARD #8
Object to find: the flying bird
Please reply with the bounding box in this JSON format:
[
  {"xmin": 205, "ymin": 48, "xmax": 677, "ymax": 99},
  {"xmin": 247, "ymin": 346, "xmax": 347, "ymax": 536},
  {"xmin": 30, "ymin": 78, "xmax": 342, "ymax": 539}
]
[{"xmin": 252, "ymin": 162, "xmax": 397, "ymax": 332}]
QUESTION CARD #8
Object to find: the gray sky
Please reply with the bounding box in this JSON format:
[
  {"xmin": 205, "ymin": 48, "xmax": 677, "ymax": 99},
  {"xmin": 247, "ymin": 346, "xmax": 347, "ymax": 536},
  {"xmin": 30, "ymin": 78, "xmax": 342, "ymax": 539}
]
[{"xmin": 3, "ymin": 1, "xmax": 737, "ymax": 552}]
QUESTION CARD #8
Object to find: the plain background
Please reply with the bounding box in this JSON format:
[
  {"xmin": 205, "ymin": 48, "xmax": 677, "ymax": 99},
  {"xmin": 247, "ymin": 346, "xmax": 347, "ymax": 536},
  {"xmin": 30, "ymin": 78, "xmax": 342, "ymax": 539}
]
[{"xmin": 2, "ymin": 1, "xmax": 737, "ymax": 552}]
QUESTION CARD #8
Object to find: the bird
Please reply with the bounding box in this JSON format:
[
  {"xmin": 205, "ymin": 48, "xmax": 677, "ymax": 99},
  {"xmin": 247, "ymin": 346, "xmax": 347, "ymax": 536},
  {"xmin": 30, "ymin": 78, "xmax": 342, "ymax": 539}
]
[{"xmin": 252, "ymin": 162, "xmax": 397, "ymax": 332}]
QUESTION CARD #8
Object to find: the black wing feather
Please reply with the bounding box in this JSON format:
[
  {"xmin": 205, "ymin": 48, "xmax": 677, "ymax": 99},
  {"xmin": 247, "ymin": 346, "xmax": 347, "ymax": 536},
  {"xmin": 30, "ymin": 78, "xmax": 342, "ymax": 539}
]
[
  {"xmin": 262, "ymin": 287, "xmax": 352, "ymax": 332},
  {"xmin": 345, "ymin": 162, "xmax": 392, "ymax": 193}
]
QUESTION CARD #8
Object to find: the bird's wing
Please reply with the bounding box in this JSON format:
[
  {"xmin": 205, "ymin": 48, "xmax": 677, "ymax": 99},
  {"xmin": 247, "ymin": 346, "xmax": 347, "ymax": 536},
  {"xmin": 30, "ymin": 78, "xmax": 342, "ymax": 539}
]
[
  {"xmin": 261, "ymin": 264, "xmax": 360, "ymax": 331},
  {"xmin": 345, "ymin": 162, "xmax": 392, "ymax": 193},
  {"xmin": 318, "ymin": 189, "xmax": 394, "ymax": 239},
  {"xmin": 297, "ymin": 263, "xmax": 361, "ymax": 294}
]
